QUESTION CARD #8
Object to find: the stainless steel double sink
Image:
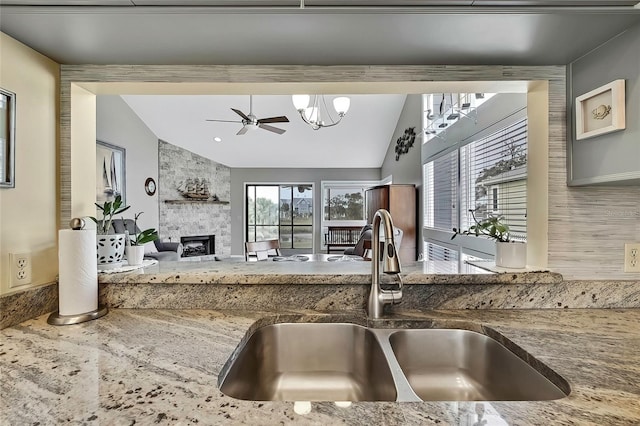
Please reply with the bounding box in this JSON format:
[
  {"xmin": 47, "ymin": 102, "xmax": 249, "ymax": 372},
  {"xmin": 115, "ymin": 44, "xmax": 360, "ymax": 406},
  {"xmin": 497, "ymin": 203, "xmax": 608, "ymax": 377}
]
[{"xmin": 219, "ymin": 322, "xmax": 570, "ymax": 402}]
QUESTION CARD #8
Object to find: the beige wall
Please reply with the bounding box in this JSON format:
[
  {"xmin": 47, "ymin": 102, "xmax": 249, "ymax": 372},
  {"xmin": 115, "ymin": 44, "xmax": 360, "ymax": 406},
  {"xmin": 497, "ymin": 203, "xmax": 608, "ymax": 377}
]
[
  {"xmin": 526, "ymin": 81, "xmax": 549, "ymax": 269},
  {"xmin": 0, "ymin": 33, "xmax": 60, "ymax": 295},
  {"xmin": 70, "ymin": 84, "xmax": 97, "ymax": 220}
]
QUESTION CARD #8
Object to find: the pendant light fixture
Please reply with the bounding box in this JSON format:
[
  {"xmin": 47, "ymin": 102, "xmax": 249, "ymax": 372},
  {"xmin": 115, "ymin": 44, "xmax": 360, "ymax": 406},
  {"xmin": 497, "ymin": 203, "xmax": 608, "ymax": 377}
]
[{"xmin": 291, "ymin": 95, "xmax": 350, "ymax": 130}]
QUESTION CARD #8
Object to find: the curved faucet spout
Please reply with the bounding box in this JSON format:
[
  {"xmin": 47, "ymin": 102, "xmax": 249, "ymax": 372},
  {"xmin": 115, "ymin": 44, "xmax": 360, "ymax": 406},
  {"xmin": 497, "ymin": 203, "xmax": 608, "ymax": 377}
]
[{"xmin": 367, "ymin": 209, "xmax": 402, "ymax": 319}]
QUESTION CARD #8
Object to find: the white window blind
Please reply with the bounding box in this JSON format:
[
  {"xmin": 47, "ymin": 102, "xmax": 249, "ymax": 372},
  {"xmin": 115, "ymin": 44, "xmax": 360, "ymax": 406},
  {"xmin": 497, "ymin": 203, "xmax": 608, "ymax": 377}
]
[
  {"xmin": 425, "ymin": 241, "xmax": 459, "ymax": 262},
  {"xmin": 423, "ymin": 116, "xmax": 528, "ymax": 260},
  {"xmin": 423, "ymin": 150, "xmax": 458, "ymax": 231},
  {"xmin": 460, "ymin": 118, "xmax": 528, "ymax": 241}
]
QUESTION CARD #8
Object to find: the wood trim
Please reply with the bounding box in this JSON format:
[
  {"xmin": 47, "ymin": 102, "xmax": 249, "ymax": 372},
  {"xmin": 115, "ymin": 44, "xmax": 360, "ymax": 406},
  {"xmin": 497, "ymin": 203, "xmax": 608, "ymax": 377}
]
[{"xmin": 60, "ymin": 64, "xmax": 576, "ymax": 272}]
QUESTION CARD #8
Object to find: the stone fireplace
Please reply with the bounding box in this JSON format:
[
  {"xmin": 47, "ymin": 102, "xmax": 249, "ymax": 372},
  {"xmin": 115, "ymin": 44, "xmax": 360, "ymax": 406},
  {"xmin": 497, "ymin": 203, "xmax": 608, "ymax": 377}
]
[
  {"xmin": 180, "ymin": 235, "xmax": 216, "ymax": 258},
  {"xmin": 158, "ymin": 140, "xmax": 231, "ymax": 256}
]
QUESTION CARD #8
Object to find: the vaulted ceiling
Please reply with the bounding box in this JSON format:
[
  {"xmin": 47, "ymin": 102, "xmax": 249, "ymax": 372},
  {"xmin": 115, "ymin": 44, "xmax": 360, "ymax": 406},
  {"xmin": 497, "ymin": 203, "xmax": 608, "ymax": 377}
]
[{"xmin": 120, "ymin": 94, "xmax": 407, "ymax": 168}]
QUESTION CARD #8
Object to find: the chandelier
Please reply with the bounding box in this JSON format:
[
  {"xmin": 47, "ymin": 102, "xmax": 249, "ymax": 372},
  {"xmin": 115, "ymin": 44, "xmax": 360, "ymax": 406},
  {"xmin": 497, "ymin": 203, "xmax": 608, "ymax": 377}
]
[{"xmin": 291, "ymin": 95, "xmax": 350, "ymax": 130}]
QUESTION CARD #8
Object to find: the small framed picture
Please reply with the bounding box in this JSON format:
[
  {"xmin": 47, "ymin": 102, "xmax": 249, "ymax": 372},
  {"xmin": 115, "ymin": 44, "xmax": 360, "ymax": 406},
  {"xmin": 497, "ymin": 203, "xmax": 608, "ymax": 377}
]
[
  {"xmin": 96, "ymin": 140, "xmax": 126, "ymax": 205},
  {"xmin": 575, "ymin": 79, "xmax": 625, "ymax": 140},
  {"xmin": 0, "ymin": 88, "xmax": 16, "ymax": 189}
]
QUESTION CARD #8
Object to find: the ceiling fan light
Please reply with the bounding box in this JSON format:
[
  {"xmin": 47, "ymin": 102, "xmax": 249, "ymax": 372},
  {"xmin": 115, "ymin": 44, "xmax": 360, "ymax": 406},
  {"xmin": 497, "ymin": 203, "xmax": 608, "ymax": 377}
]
[
  {"xmin": 292, "ymin": 94, "xmax": 310, "ymax": 111},
  {"xmin": 333, "ymin": 96, "xmax": 350, "ymax": 116}
]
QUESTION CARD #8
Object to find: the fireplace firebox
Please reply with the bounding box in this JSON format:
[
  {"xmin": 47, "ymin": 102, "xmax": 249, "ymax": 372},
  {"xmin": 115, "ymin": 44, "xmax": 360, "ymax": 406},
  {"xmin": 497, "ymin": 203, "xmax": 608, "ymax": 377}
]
[{"xmin": 180, "ymin": 234, "xmax": 216, "ymax": 258}]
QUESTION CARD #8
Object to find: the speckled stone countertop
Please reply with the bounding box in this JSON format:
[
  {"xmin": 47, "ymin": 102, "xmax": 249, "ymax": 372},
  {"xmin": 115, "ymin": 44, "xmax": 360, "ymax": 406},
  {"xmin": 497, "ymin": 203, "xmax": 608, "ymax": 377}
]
[
  {"xmin": 99, "ymin": 258, "xmax": 562, "ymax": 285},
  {"xmin": 2, "ymin": 309, "xmax": 639, "ymax": 425}
]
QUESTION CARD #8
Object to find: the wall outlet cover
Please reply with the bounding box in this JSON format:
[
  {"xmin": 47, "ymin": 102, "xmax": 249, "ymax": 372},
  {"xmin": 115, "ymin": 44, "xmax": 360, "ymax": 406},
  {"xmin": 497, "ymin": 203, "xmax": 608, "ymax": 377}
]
[
  {"xmin": 9, "ymin": 252, "xmax": 32, "ymax": 288},
  {"xmin": 623, "ymin": 243, "xmax": 640, "ymax": 273}
]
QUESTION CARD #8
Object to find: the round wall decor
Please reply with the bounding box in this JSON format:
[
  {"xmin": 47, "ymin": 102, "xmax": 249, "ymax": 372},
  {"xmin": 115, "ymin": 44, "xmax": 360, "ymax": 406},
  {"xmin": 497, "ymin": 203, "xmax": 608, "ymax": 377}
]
[{"xmin": 144, "ymin": 177, "xmax": 156, "ymax": 196}]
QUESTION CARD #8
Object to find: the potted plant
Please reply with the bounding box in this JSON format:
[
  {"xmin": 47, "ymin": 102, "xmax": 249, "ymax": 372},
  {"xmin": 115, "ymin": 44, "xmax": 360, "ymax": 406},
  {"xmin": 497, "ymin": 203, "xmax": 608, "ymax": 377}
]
[
  {"xmin": 452, "ymin": 210, "xmax": 526, "ymax": 268},
  {"xmin": 123, "ymin": 212, "xmax": 159, "ymax": 266},
  {"xmin": 90, "ymin": 195, "xmax": 130, "ymax": 270}
]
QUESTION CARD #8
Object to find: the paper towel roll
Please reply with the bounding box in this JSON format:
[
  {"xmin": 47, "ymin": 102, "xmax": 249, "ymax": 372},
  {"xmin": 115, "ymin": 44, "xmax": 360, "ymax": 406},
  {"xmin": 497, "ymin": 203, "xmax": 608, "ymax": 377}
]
[{"xmin": 58, "ymin": 229, "xmax": 98, "ymax": 316}]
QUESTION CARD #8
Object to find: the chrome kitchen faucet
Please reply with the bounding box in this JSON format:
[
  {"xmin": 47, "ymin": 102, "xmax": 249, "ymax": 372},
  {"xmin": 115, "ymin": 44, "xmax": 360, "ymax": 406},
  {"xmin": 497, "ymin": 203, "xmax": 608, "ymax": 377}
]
[{"xmin": 367, "ymin": 209, "xmax": 403, "ymax": 319}]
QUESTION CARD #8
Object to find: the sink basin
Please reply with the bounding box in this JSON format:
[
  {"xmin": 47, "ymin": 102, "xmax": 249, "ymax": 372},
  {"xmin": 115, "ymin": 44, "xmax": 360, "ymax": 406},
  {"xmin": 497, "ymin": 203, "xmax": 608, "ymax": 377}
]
[
  {"xmin": 220, "ymin": 322, "xmax": 569, "ymax": 402},
  {"xmin": 219, "ymin": 323, "xmax": 397, "ymax": 401},
  {"xmin": 388, "ymin": 329, "xmax": 568, "ymax": 401}
]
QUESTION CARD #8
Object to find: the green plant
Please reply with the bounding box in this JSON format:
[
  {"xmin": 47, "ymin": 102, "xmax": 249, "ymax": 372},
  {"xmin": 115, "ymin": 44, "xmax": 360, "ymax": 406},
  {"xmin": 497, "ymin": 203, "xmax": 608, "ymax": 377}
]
[
  {"xmin": 125, "ymin": 212, "xmax": 159, "ymax": 246},
  {"xmin": 451, "ymin": 210, "xmax": 511, "ymax": 243},
  {"xmin": 90, "ymin": 195, "xmax": 130, "ymax": 235}
]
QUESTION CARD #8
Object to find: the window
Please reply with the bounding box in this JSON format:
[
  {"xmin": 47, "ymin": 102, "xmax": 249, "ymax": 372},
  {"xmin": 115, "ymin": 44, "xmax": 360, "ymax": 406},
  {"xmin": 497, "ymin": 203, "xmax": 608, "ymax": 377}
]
[
  {"xmin": 324, "ymin": 186, "xmax": 365, "ymax": 221},
  {"xmin": 321, "ymin": 180, "xmax": 382, "ymax": 250},
  {"xmin": 491, "ymin": 187, "xmax": 499, "ymax": 212},
  {"xmin": 423, "ymin": 93, "xmax": 495, "ymax": 144},
  {"xmin": 425, "ymin": 241, "xmax": 459, "ymax": 262},
  {"xmin": 423, "ymin": 150, "xmax": 458, "ymax": 231},
  {"xmin": 460, "ymin": 118, "xmax": 528, "ymax": 241},
  {"xmin": 246, "ymin": 184, "xmax": 313, "ymax": 249},
  {"xmin": 423, "ymin": 116, "xmax": 528, "ymax": 258},
  {"xmin": 321, "ymin": 181, "xmax": 380, "ymax": 224}
]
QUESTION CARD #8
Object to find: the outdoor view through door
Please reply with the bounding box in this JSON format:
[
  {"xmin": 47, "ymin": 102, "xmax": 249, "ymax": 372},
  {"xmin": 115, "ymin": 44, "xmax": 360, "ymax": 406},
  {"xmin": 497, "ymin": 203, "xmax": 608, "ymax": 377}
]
[{"xmin": 246, "ymin": 184, "xmax": 313, "ymax": 250}]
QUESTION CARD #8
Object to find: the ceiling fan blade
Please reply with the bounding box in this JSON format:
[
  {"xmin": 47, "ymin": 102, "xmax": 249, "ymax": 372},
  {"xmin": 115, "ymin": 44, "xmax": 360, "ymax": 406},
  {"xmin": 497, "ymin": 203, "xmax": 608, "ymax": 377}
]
[
  {"xmin": 257, "ymin": 116, "xmax": 289, "ymax": 124},
  {"xmin": 236, "ymin": 126, "xmax": 249, "ymax": 135},
  {"xmin": 231, "ymin": 108, "xmax": 250, "ymax": 121},
  {"xmin": 205, "ymin": 119, "xmax": 243, "ymax": 123},
  {"xmin": 258, "ymin": 123, "xmax": 286, "ymax": 135}
]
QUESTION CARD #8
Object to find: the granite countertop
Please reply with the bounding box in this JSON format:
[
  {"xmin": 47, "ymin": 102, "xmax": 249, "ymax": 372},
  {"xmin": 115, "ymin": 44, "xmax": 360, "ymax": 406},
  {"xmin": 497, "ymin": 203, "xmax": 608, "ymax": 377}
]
[
  {"xmin": 2, "ymin": 308, "xmax": 639, "ymax": 425},
  {"xmin": 99, "ymin": 258, "xmax": 563, "ymax": 285}
]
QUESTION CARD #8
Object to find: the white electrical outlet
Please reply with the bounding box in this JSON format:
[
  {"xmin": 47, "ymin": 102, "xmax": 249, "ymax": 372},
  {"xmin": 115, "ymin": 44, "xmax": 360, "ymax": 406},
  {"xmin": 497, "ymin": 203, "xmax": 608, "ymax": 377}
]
[
  {"xmin": 624, "ymin": 243, "xmax": 640, "ymax": 273},
  {"xmin": 9, "ymin": 252, "xmax": 32, "ymax": 288}
]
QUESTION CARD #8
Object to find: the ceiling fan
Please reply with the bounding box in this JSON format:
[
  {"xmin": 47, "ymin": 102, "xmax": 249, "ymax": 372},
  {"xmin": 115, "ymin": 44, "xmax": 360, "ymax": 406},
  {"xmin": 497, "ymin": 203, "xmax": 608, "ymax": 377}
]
[{"xmin": 206, "ymin": 95, "xmax": 289, "ymax": 135}]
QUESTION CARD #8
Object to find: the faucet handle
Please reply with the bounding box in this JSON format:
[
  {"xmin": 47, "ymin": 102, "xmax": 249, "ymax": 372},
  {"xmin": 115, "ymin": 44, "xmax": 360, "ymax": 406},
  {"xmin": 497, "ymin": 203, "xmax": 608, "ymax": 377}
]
[
  {"xmin": 381, "ymin": 274, "xmax": 403, "ymax": 292},
  {"xmin": 378, "ymin": 288, "xmax": 402, "ymax": 306}
]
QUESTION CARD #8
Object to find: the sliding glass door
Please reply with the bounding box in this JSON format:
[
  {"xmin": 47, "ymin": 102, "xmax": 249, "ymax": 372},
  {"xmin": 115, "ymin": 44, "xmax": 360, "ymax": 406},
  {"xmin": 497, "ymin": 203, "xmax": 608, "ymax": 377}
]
[{"xmin": 246, "ymin": 184, "xmax": 313, "ymax": 250}]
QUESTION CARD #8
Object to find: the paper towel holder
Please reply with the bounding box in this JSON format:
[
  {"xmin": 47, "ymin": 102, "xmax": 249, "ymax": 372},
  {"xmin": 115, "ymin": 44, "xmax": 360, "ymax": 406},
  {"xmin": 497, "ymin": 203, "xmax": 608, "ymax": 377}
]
[
  {"xmin": 47, "ymin": 218, "xmax": 109, "ymax": 326},
  {"xmin": 47, "ymin": 305, "xmax": 109, "ymax": 326}
]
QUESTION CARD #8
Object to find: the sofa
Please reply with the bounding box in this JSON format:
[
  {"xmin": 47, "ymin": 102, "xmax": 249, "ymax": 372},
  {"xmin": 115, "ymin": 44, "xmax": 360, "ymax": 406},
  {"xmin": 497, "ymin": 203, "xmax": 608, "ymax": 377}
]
[{"xmin": 110, "ymin": 219, "xmax": 183, "ymax": 261}]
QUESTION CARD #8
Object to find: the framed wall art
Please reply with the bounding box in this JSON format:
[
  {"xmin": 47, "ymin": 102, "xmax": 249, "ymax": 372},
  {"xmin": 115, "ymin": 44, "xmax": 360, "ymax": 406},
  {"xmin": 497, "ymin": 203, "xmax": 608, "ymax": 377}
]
[
  {"xmin": 0, "ymin": 88, "xmax": 16, "ymax": 189},
  {"xmin": 96, "ymin": 140, "xmax": 126, "ymax": 205},
  {"xmin": 575, "ymin": 79, "xmax": 625, "ymax": 141}
]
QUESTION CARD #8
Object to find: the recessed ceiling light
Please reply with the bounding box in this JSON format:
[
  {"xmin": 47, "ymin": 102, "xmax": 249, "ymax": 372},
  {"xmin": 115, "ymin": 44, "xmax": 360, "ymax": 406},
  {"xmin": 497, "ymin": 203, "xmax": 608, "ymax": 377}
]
[{"xmin": 214, "ymin": 137, "xmax": 222, "ymax": 142}]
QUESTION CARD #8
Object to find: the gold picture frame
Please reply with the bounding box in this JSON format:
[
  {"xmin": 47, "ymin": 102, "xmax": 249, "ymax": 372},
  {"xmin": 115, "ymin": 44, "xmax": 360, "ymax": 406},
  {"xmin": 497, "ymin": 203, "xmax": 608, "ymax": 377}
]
[{"xmin": 575, "ymin": 79, "xmax": 625, "ymax": 141}]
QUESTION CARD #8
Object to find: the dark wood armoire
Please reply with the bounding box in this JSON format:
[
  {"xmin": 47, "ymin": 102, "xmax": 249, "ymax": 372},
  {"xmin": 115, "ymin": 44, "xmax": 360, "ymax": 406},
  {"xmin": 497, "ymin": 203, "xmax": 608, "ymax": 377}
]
[{"xmin": 365, "ymin": 184, "xmax": 417, "ymax": 263}]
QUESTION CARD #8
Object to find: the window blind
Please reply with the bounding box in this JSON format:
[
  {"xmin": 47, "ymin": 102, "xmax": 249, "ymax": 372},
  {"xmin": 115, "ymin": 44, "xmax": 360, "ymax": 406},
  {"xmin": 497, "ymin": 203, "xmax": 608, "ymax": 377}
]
[
  {"xmin": 460, "ymin": 118, "xmax": 527, "ymax": 241},
  {"xmin": 423, "ymin": 150, "xmax": 458, "ymax": 231},
  {"xmin": 425, "ymin": 242, "xmax": 459, "ymax": 262}
]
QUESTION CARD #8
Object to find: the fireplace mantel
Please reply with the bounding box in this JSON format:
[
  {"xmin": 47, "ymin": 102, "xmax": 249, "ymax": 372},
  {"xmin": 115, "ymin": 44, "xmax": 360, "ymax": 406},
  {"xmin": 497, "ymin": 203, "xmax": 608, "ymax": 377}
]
[{"xmin": 164, "ymin": 200, "xmax": 229, "ymax": 205}]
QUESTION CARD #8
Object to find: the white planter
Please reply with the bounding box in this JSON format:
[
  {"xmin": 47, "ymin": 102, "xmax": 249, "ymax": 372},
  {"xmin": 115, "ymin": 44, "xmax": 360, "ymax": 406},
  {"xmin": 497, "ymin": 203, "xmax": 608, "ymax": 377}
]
[
  {"xmin": 125, "ymin": 245, "xmax": 145, "ymax": 266},
  {"xmin": 495, "ymin": 241, "xmax": 527, "ymax": 269},
  {"xmin": 96, "ymin": 234, "xmax": 126, "ymax": 270}
]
